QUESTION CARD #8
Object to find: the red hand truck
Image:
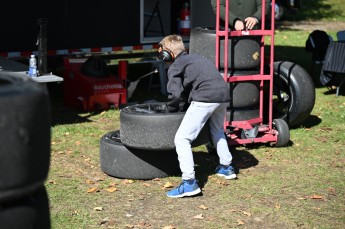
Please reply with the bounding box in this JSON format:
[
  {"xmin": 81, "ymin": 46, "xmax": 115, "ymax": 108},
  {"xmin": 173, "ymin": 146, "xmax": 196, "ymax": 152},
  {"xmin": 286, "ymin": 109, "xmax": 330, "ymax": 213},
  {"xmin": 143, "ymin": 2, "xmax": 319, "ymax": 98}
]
[{"xmin": 215, "ymin": 0, "xmax": 290, "ymax": 147}]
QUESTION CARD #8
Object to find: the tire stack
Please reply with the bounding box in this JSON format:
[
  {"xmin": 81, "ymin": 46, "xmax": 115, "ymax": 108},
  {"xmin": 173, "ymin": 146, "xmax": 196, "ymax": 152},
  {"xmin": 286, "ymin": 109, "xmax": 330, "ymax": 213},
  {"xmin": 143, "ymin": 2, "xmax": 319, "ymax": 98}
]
[
  {"xmin": 189, "ymin": 27, "xmax": 262, "ymax": 123},
  {"xmin": 189, "ymin": 27, "xmax": 316, "ymax": 127},
  {"xmin": 0, "ymin": 74, "xmax": 51, "ymax": 229},
  {"xmin": 100, "ymin": 103, "xmax": 211, "ymax": 180}
]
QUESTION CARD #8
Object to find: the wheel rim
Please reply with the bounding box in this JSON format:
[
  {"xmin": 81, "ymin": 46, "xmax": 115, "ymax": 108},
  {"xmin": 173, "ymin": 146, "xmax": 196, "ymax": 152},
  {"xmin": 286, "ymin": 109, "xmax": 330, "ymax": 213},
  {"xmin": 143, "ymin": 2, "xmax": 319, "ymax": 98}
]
[{"xmin": 273, "ymin": 74, "xmax": 293, "ymax": 120}]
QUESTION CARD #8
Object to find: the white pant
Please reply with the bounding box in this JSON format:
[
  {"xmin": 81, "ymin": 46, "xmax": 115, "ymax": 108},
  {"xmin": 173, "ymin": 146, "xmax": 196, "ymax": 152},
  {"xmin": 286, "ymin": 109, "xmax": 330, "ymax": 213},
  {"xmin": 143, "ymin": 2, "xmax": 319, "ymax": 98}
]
[{"xmin": 174, "ymin": 101, "xmax": 233, "ymax": 180}]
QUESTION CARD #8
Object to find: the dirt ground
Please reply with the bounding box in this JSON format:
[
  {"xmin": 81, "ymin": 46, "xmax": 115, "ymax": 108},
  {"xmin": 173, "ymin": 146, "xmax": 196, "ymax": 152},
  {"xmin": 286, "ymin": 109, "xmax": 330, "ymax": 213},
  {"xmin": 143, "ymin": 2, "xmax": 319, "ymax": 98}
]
[{"xmin": 276, "ymin": 20, "xmax": 345, "ymax": 31}]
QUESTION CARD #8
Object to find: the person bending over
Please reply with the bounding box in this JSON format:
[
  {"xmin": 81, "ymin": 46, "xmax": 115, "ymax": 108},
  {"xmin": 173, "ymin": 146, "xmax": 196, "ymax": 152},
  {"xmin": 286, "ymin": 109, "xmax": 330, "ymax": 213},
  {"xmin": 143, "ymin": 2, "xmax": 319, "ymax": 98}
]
[{"xmin": 158, "ymin": 34, "xmax": 237, "ymax": 198}]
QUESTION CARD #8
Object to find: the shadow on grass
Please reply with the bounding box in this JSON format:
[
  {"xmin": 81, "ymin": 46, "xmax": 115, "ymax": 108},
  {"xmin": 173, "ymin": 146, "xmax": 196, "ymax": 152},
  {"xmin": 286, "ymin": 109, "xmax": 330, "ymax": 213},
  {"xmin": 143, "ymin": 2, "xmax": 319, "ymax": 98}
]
[
  {"xmin": 288, "ymin": 114, "xmax": 322, "ymax": 130},
  {"xmin": 193, "ymin": 148, "xmax": 258, "ymax": 188},
  {"xmin": 47, "ymin": 83, "xmax": 102, "ymax": 126}
]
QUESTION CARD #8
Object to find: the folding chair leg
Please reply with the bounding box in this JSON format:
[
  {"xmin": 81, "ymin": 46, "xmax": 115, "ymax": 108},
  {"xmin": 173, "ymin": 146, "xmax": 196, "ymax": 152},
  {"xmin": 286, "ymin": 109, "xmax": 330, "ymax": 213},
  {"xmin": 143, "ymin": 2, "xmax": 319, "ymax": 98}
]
[{"xmin": 336, "ymin": 77, "xmax": 345, "ymax": 96}]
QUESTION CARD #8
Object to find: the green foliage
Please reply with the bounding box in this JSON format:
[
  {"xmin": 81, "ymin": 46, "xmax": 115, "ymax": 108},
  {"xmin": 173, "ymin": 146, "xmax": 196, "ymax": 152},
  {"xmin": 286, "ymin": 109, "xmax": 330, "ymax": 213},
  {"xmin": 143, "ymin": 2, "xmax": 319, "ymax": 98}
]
[{"xmin": 280, "ymin": 0, "xmax": 345, "ymax": 21}]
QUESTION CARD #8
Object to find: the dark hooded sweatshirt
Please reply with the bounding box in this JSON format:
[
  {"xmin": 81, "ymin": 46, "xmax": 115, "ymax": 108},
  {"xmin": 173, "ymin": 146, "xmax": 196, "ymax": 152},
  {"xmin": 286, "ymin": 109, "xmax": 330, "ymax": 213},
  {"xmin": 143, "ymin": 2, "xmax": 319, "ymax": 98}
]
[{"xmin": 166, "ymin": 52, "xmax": 230, "ymax": 112}]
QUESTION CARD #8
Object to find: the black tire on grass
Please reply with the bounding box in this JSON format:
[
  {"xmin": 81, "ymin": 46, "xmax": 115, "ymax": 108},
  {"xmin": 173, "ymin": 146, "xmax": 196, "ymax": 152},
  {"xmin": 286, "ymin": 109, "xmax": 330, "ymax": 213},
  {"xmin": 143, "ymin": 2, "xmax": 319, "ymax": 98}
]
[
  {"xmin": 0, "ymin": 186, "xmax": 51, "ymax": 229},
  {"xmin": 100, "ymin": 130, "xmax": 180, "ymax": 180},
  {"xmin": 120, "ymin": 103, "xmax": 210, "ymax": 150},
  {"xmin": 0, "ymin": 75, "xmax": 51, "ymax": 202},
  {"xmin": 189, "ymin": 27, "xmax": 261, "ymax": 70},
  {"xmin": 273, "ymin": 61, "xmax": 315, "ymax": 127}
]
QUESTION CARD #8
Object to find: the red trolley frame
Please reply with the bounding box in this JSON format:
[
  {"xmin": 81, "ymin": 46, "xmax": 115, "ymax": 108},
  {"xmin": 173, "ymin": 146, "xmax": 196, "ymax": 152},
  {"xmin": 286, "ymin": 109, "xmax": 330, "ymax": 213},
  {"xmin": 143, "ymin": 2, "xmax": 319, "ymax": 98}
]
[{"xmin": 215, "ymin": 0, "xmax": 288, "ymax": 146}]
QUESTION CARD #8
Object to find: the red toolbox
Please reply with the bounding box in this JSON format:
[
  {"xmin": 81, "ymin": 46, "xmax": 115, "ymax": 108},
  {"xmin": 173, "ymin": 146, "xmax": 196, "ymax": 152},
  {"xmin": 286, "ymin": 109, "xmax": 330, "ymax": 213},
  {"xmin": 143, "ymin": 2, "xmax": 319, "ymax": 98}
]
[{"xmin": 62, "ymin": 56, "xmax": 127, "ymax": 111}]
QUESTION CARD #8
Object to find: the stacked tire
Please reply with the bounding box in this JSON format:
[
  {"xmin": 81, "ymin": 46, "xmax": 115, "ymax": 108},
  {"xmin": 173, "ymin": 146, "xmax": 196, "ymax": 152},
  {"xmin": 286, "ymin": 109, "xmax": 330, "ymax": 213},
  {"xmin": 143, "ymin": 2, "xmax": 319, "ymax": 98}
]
[
  {"xmin": 100, "ymin": 103, "xmax": 211, "ymax": 180},
  {"xmin": 189, "ymin": 27, "xmax": 261, "ymax": 123},
  {"xmin": 0, "ymin": 74, "xmax": 51, "ymax": 229}
]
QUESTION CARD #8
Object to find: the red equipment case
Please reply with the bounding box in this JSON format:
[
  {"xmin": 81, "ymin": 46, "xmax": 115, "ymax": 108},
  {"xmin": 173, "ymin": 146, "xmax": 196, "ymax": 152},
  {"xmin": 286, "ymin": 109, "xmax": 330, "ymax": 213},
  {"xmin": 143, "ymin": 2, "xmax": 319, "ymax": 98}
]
[
  {"xmin": 215, "ymin": 0, "xmax": 290, "ymax": 146},
  {"xmin": 62, "ymin": 57, "xmax": 127, "ymax": 111}
]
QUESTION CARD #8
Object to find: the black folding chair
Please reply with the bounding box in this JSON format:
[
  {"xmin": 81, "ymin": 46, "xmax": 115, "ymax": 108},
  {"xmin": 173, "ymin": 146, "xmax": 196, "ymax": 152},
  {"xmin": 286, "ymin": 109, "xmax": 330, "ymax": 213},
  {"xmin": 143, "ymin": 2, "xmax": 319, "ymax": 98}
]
[{"xmin": 305, "ymin": 30, "xmax": 333, "ymax": 79}]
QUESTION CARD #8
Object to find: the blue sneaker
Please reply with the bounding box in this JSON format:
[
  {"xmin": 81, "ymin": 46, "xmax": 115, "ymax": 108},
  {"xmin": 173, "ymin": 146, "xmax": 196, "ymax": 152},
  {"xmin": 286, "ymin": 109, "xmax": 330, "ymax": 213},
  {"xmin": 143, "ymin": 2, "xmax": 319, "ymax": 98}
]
[
  {"xmin": 166, "ymin": 179, "xmax": 201, "ymax": 198},
  {"xmin": 215, "ymin": 165, "xmax": 237, "ymax": 179}
]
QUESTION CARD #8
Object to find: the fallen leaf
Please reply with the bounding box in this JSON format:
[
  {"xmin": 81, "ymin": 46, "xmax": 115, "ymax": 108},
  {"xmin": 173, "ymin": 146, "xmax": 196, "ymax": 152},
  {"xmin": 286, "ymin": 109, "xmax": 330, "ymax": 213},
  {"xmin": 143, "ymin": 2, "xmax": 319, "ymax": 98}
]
[
  {"xmin": 109, "ymin": 182, "xmax": 116, "ymax": 187},
  {"xmin": 123, "ymin": 179, "xmax": 134, "ymax": 184},
  {"xmin": 93, "ymin": 206, "xmax": 103, "ymax": 211},
  {"xmin": 87, "ymin": 187, "xmax": 99, "ymax": 193},
  {"xmin": 238, "ymin": 220, "xmax": 245, "ymax": 225},
  {"xmin": 198, "ymin": 205, "xmax": 208, "ymax": 210},
  {"xmin": 86, "ymin": 180, "xmax": 95, "ymax": 184},
  {"xmin": 242, "ymin": 211, "xmax": 251, "ymax": 216},
  {"xmin": 163, "ymin": 182, "xmax": 174, "ymax": 189},
  {"xmin": 143, "ymin": 183, "xmax": 151, "ymax": 187},
  {"xmin": 75, "ymin": 141, "xmax": 81, "ymax": 145},
  {"xmin": 216, "ymin": 180, "xmax": 228, "ymax": 186},
  {"xmin": 138, "ymin": 222, "xmax": 151, "ymax": 227},
  {"xmin": 327, "ymin": 187, "xmax": 336, "ymax": 194},
  {"xmin": 105, "ymin": 187, "xmax": 117, "ymax": 192},
  {"xmin": 309, "ymin": 194, "xmax": 324, "ymax": 200},
  {"xmin": 193, "ymin": 213, "xmax": 204, "ymax": 219},
  {"xmin": 48, "ymin": 180, "xmax": 56, "ymax": 184},
  {"xmin": 162, "ymin": 226, "xmax": 176, "ymax": 229},
  {"xmin": 275, "ymin": 203, "xmax": 281, "ymax": 209},
  {"xmin": 100, "ymin": 217, "xmax": 109, "ymax": 225}
]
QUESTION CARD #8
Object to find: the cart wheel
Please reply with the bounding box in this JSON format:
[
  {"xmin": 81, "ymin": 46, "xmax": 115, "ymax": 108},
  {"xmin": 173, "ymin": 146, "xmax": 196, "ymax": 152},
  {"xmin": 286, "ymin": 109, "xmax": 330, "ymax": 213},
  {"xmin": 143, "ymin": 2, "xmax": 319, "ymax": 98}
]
[{"xmin": 272, "ymin": 119, "xmax": 290, "ymax": 147}]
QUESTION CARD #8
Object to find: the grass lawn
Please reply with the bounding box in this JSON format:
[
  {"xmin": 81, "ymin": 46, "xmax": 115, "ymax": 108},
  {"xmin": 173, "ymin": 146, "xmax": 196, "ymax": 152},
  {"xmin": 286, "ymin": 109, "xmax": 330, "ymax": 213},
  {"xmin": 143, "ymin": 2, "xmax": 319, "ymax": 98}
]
[{"xmin": 45, "ymin": 1, "xmax": 345, "ymax": 228}]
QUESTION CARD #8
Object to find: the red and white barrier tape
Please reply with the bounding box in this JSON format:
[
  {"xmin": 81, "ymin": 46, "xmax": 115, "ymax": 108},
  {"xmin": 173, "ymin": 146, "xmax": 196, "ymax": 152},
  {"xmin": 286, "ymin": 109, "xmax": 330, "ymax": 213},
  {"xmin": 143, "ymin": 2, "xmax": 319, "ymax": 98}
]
[{"xmin": 0, "ymin": 44, "xmax": 160, "ymax": 58}]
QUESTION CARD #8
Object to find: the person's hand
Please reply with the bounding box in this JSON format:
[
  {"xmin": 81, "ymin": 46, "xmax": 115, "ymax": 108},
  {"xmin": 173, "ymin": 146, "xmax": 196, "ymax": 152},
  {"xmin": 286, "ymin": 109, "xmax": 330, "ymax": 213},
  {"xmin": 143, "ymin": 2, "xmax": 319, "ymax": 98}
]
[
  {"xmin": 234, "ymin": 20, "xmax": 245, "ymax": 31},
  {"xmin": 244, "ymin": 17, "xmax": 259, "ymax": 30}
]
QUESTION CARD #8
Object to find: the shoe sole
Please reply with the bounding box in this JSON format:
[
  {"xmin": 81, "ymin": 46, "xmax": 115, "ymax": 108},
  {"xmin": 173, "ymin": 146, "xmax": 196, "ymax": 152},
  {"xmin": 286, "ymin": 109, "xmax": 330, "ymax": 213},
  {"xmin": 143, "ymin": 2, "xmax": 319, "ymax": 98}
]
[
  {"xmin": 166, "ymin": 188, "xmax": 201, "ymax": 198},
  {"xmin": 216, "ymin": 173, "xmax": 237, "ymax": 180}
]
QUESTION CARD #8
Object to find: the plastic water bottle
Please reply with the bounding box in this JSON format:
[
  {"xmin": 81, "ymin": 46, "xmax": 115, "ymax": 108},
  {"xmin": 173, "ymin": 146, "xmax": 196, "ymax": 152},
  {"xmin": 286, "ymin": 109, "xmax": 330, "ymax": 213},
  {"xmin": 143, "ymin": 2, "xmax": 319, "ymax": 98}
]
[{"xmin": 28, "ymin": 55, "xmax": 37, "ymax": 77}]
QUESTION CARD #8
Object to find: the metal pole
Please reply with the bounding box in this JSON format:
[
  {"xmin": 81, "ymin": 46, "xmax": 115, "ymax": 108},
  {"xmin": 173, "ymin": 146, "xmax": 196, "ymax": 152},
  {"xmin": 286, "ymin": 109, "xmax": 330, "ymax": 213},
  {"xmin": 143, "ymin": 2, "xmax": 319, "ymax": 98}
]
[{"xmin": 37, "ymin": 18, "xmax": 48, "ymax": 76}]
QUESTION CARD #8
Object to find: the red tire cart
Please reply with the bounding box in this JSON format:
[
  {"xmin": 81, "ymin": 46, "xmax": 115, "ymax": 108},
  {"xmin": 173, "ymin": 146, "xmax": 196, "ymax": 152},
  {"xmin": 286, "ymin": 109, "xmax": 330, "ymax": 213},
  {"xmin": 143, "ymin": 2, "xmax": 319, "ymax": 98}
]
[{"xmin": 214, "ymin": 0, "xmax": 290, "ymax": 147}]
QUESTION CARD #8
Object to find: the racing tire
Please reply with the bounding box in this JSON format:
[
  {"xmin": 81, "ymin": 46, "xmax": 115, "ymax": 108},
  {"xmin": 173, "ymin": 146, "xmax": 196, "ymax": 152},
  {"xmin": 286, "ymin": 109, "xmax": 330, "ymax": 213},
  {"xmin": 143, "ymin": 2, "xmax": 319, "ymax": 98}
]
[
  {"xmin": 226, "ymin": 70, "xmax": 260, "ymax": 108},
  {"xmin": 272, "ymin": 61, "xmax": 315, "ymax": 127},
  {"xmin": 120, "ymin": 103, "xmax": 210, "ymax": 150},
  {"xmin": 226, "ymin": 108, "xmax": 260, "ymax": 121},
  {"xmin": 272, "ymin": 119, "xmax": 290, "ymax": 147},
  {"xmin": 189, "ymin": 27, "xmax": 261, "ymax": 70},
  {"xmin": 0, "ymin": 75, "xmax": 51, "ymax": 202},
  {"xmin": 100, "ymin": 130, "xmax": 180, "ymax": 180},
  {"xmin": 0, "ymin": 186, "xmax": 51, "ymax": 229}
]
